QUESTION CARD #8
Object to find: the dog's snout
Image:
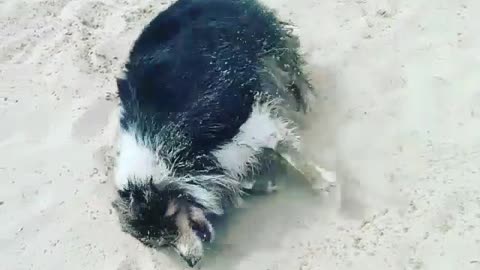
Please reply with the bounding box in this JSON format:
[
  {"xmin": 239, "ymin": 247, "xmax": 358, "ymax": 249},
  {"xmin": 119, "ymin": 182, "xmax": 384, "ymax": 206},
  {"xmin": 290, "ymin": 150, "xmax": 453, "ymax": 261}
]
[{"xmin": 183, "ymin": 255, "xmax": 200, "ymax": 267}]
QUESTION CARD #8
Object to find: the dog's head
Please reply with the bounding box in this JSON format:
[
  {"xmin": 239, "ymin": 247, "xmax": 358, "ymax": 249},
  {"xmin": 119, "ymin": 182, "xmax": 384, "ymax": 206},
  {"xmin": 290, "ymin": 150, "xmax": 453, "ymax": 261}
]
[{"xmin": 112, "ymin": 179, "xmax": 218, "ymax": 267}]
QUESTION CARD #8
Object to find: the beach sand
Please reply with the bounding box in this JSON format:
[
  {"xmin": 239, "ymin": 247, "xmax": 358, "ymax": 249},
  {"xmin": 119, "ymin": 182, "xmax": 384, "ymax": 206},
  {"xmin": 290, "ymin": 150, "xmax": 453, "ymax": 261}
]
[{"xmin": 1, "ymin": 0, "xmax": 479, "ymax": 269}]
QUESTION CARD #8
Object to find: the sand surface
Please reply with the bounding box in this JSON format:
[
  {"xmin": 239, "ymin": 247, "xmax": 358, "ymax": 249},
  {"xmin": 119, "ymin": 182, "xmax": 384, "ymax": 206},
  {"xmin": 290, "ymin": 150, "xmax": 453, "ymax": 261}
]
[{"xmin": 1, "ymin": 0, "xmax": 480, "ymax": 269}]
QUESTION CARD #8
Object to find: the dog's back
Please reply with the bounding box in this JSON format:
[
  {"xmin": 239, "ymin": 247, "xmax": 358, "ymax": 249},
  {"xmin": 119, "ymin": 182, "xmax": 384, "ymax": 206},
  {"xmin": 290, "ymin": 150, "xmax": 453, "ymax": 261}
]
[{"xmin": 117, "ymin": 0, "xmax": 312, "ymax": 165}]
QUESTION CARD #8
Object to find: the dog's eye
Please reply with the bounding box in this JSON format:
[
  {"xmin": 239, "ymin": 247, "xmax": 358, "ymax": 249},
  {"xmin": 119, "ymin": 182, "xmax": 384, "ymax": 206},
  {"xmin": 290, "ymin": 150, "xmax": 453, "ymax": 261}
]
[{"xmin": 191, "ymin": 221, "xmax": 211, "ymax": 242}]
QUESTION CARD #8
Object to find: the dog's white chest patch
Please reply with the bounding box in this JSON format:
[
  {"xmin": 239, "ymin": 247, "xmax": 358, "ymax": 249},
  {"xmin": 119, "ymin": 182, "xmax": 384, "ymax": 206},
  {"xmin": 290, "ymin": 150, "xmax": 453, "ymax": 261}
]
[
  {"xmin": 115, "ymin": 130, "xmax": 170, "ymax": 189},
  {"xmin": 212, "ymin": 102, "xmax": 296, "ymax": 179}
]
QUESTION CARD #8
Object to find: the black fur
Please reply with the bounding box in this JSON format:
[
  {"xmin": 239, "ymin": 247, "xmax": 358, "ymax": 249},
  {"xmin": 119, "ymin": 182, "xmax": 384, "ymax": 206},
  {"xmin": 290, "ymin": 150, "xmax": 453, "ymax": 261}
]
[
  {"xmin": 114, "ymin": 180, "xmax": 178, "ymax": 244},
  {"xmin": 118, "ymin": 0, "xmax": 310, "ymax": 168}
]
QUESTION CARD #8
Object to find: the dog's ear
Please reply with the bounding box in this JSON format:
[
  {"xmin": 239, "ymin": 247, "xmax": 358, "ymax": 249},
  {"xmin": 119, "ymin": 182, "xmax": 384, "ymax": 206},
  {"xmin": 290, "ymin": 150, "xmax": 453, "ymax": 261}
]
[
  {"xmin": 129, "ymin": 197, "xmax": 148, "ymax": 220},
  {"xmin": 111, "ymin": 199, "xmax": 123, "ymax": 214},
  {"xmin": 111, "ymin": 197, "xmax": 136, "ymax": 227},
  {"xmin": 114, "ymin": 187, "xmax": 150, "ymax": 220}
]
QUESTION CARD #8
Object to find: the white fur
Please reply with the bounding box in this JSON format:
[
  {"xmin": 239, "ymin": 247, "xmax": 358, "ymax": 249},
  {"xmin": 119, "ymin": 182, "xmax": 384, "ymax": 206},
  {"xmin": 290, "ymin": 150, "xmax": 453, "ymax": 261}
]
[
  {"xmin": 179, "ymin": 180, "xmax": 225, "ymax": 214},
  {"xmin": 212, "ymin": 102, "xmax": 298, "ymax": 180},
  {"xmin": 115, "ymin": 130, "xmax": 170, "ymax": 189}
]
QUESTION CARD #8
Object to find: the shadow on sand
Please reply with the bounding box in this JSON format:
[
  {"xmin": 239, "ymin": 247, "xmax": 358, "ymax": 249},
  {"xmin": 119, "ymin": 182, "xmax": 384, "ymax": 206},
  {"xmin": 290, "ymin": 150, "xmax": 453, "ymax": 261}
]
[{"xmin": 199, "ymin": 166, "xmax": 332, "ymax": 269}]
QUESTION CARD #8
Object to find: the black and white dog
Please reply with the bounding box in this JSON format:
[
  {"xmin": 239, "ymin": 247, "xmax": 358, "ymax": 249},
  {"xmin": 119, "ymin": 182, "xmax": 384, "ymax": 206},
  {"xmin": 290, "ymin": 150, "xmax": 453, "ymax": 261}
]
[{"xmin": 113, "ymin": 0, "xmax": 334, "ymax": 267}]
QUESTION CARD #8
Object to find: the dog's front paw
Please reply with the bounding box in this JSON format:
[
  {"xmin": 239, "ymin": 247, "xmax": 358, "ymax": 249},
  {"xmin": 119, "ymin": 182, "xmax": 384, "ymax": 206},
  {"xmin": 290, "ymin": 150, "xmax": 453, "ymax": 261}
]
[{"xmin": 303, "ymin": 164, "xmax": 337, "ymax": 193}]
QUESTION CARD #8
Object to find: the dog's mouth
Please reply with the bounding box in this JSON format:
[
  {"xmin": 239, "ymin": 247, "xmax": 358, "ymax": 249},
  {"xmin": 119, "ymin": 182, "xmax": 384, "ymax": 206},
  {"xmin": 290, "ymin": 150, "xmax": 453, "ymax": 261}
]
[
  {"xmin": 139, "ymin": 236, "xmax": 170, "ymax": 249},
  {"xmin": 175, "ymin": 248, "xmax": 202, "ymax": 267}
]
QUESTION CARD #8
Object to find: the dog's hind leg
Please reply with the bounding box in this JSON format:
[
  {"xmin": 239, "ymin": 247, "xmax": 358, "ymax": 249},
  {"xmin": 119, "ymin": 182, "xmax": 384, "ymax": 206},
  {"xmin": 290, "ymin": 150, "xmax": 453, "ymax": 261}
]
[
  {"xmin": 281, "ymin": 151, "xmax": 336, "ymax": 192},
  {"xmin": 241, "ymin": 149, "xmax": 283, "ymax": 195},
  {"xmin": 275, "ymin": 140, "xmax": 337, "ymax": 193}
]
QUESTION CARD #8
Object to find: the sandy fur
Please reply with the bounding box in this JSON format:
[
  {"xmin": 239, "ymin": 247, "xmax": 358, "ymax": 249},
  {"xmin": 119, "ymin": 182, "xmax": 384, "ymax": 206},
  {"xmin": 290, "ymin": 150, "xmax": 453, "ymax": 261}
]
[{"xmin": 213, "ymin": 101, "xmax": 299, "ymax": 180}]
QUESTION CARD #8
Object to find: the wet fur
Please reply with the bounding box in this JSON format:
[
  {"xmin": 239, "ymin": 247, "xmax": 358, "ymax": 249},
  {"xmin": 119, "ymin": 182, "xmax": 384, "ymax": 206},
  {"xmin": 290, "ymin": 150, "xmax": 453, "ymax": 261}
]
[{"xmin": 113, "ymin": 0, "xmax": 313, "ymax": 266}]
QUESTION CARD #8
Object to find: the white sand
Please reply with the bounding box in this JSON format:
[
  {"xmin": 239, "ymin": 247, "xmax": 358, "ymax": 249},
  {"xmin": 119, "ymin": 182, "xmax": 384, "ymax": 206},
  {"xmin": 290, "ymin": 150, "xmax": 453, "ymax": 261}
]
[{"xmin": 1, "ymin": 0, "xmax": 479, "ymax": 269}]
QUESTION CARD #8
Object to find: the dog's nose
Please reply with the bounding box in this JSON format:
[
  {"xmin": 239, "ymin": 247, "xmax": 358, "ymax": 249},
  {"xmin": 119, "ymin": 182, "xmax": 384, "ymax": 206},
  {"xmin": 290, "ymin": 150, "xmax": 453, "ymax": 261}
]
[{"xmin": 185, "ymin": 257, "xmax": 200, "ymax": 267}]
